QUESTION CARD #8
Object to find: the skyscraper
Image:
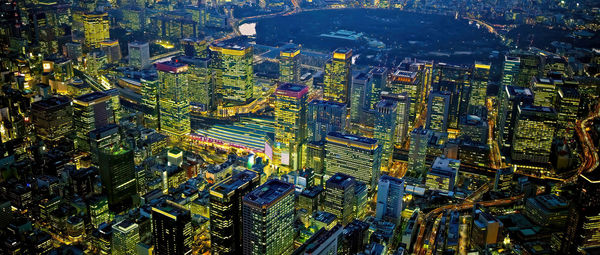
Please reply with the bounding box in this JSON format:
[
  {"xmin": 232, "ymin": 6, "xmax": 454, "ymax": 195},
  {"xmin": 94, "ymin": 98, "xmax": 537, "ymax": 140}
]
[
  {"xmin": 375, "ymin": 175, "xmax": 405, "ymax": 226},
  {"xmin": 152, "ymin": 202, "xmax": 193, "ymax": 255},
  {"xmin": 350, "ymin": 72, "xmax": 370, "ymax": 122},
  {"xmin": 502, "ymin": 55, "xmax": 520, "ymax": 86},
  {"xmin": 175, "ymin": 56, "xmax": 215, "ymax": 112},
  {"xmin": 307, "ymin": 100, "xmax": 347, "ymax": 142},
  {"xmin": 209, "ymin": 170, "xmax": 260, "ymax": 254},
  {"xmin": 275, "ymin": 83, "xmax": 309, "ymax": 171},
  {"xmin": 469, "ymin": 61, "xmax": 490, "ymax": 115},
  {"xmin": 325, "ymin": 132, "xmax": 381, "ymax": 192},
  {"xmin": 511, "ymin": 105, "xmax": 557, "ymax": 165},
  {"xmin": 31, "ymin": 96, "xmax": 73, "ymax": 144},
  {"xmin": 73, "ymin": 91, "xmax": 115, "ymax": 151},
  {"xmin": 381, "ymin": 92, "xmax": 411, "ymax": 145},
  {"xmin": 389, "ymin": 70, "xmax": 420, "ymax": 123},
  {"xmin": 89, "ymin": 124, "xmax": 121, "ymax": 165},
  {"xmin": 99, "ymin": 40, "xmax": 122, "ymax": 64},
  {"xmin": 279, "ymin": 48, "xmax": 301, "ymax": 83},
  {"xmin": 210, "ymin": 41, "xmax": 254, "ymax": 105},
  {"xmin": 157, "ymin": 61, "xmax": 191, "ymax": 140},
  {"xmin": 128, "ymin": 41, "xmax": 150, "ymax": 70},
  {"xmin": 557, "ymin": 86, "xmax": 580, "ymax": 138},
  {"xmin": 426, "ymin": 91, "xmax": 451, "ymax": 133},
  {"xmin": 496, "ymin": 86, "xmax": 534, "ymax": 155},
  {"xmin": 141, "ymin": 78, "xmax": 159, "ymax": 130},
  {"xmin": 111, "ymin": 220, "xmax": 140, "ymax": 255},
  {"xmin": 366, "ymin": 67, "xmax": 388, "ymax": 110},
  {"xmin": 531, "ymin": 77, "xmax": 558, "ymax": 108},
  {"xmin": 324, "ymin": 173, "xmax": 356, "ymax": 226},
  {"xmin": 374, "ymin": 99, "xmax": 397, "ymax": 169},
  {"xmin": 562, "ymin": 174, "xmax": 600, "ymax": 253},
  {"xmin": 408, "ymin": 127, "xmax": 433, "ymax": 177},
  {"xmin": 324, "ymin": 48, "xmax": 352, "ymax": 104},
  {"xmin": 425, "ymin": 156, "xmax": 460, "ymax": 193},
  {"xmin": 82, "ymin": 12, "xmax": 109, "ymax": 49},
  {"xmin": 432, "ymin": 63, "xmax": 471, "ymax": 129},
  {"xmin": 242, "ymin": 179, "xmax": 295, "ymax": 255},
  {"xmin": 98, "ymin": 145, "xmax": 136, "ymax": 213}
]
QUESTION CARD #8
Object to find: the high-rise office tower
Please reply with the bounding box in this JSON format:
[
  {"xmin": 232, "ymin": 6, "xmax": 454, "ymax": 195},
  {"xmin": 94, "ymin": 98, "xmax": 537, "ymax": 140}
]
[
  {"xmin": 324, "ymin": 173, "xmax": 356, "ymax": 226},
  {"xmin": 531, "ymin": 77, "xmax": 558, "ymax": 108},
  {"xmin": 324, "ymin": 48, "xmax": 352, "ymax": 104},
  {"xmin": 459, "ymin": 115, "xmax": 488, "ymax": 144},
  {"xmin": 432, "ymin": 63, "xmax": 472, "ymax": 129},
  {"xmin": 98, "ymin": 145, "xmax": 136, "ymax": 213},
  {"xmin": 181, "ymin": 37, "xmax": 208, "ymax": 58},
  {"xmin": 279, "ymin": 48, "xmax": 301, "ymax": 83},
  {"xmin": 275, "ymin": 83, "xmax": 308, "ymax": 171},
  {"xmin": 502, "ymin": 55, "xmax": 520, "ymax": 86},
  {"xmin": 557, "ymin": 86, "xmax": 580, "ymax": 138},
  {"xmin": 470, "ymin": 207, "xmax": 504, "ymax": 249},
  {"xmin": 426, "ymin": 91, "xmax": 451, "ymax": 133},
  {"xmin": 389, "ymin": 70, "xmax": 420, "ymax": 124},
  {"xmin": 375, "ymin": 175, "xmax": 405, "ymax": 225},
  {"xmin": 73, "ymin": 91, "xmax": 115, "ymax": 151},
  {"xmin": 469, "ymin": 61, "xmax": 491, "ymax": 115},
  {"xmin": 374, "ymin": 99, "xmax": 397, "ymax": 169},
  {"xmin": 89, "ymin": 124, "xmax": 121, "ymax": 165},
  {"xmin": 210, "ymin": 41, "xmax": 254, "ymax": 105},
  {"xmin": 325, "ymin": 132, "xmax": 381, "ymax": 192},
  {"xmin": 128, "ymin": 41, "xmax": 150, "ymax": 70},
  {"xmin": 82, "ymin": 12, "xmax": 110, "ymax": 49},
  {"xmin": 152, "ymin": 202, "xmax": 193, "ymax": 255},
  {"xmin": 510, "ymin": 49, "xmax": 542, "ymax": 87},
  {"xmin": 307, "ymin": 100, "xmax": 347, "ymax": 142},
  {"xmin": 140, "ymin": 78, "xmax": 159, "ymax": 130},
  {"xmin": 175, "ymin": 56, "xmax": 215, "ymax": 112},
  {"xmin": 350, "ymin": 72, "xmax": 370, "ymax": 122},
  {"xmin": 562, "ymin": 174, "xmax": 600, "ymax": 253},
  {"xmin": 496, "ymin": 86, "xmax": 534, "ymax": 155},
  {"xmin": 381, "ymin": 92, "xmax": 411, "ymax": 146},
  {"xmin": 366, "ymin": 67, "xmax": 388, "ymax": 110},
  {"xmin": 111, "ymin": 220, "xmax": 140, "ymax": 255},
  {"xmin": 493, "ymin": 167, "xmax": 514, "ymax": 193},
  {"xmin": 31, "ymin": 96, "xmax": 73, "ymax": 144},
  {"xmin": 99, "ymin": 40, "xmax": 122, "ymax": 64},
  {"xmin": 425, "ymin": 156, "xmax": 460, "ymax": 193},
  {"xmin": 511, "ymin": 105, "xmax": 557, "ymax": 164},
  {"xmin": 209, "ymin": 170, "xmax": 260, "ymax": 254},
  {"xmin": 408, "ymin": 127, "xmax": 433, "ymax": 177},
  {"xmin": 157, "ymin": 61, "xmax": 191, "ymax": 140},
  {"xmin": 242, "ymin": 179, "xmax": 295, "ymax": 255}
]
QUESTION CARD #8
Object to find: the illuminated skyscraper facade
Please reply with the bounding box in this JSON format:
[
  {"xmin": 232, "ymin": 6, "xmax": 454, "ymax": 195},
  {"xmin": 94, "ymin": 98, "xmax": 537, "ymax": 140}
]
[
  {"xmin": 73, "ymin": 91, "xmax": 115, "ymax": 151},
  {"xmin": 408, "ymin": 127, "xmax": 433, "ymax": 177},
  {"xmin": 531, "ymin": 77, "xmax": 558, "ymax": 108},
  {"xmin": 496, "ymin": 86, "xmax": 534, "ymax": 155},
  {"xmin": 366, "ymin": 67, "xmax": 388, "ymax": 110},
  {"xmin": 562, "ymin": 174, "xmax": 600, "ymax": 253},
  {"xmin": 279, "ymin": 48, "xmax": 301, "ymax": 83},
  {"xmin": 307, "ymin": 100, "xmax": 347, "ymax": 142},
  {"xmin": 502, "ymin": 55, "xmax": 520, "ymax": 86},
  {"xmin": 152, "ymin": 202, "xmax": 193, "ymax": 255},
  {"xmin": 375, "ymin": 175, "xmax": 404, "ymax": 226},
  {"xmin": 324, "ymin": 48, "xmax": 352, "ymax": 104},
  {"xmin": 210, "ymin": 170, "xmax": 260, "ymax": 254},
  {"xmin": 432, "ymin": 63, "xmax": 471, "ymax": 129},
  {"xmin": 426, "ymin": 91, "xmax": 451, "ymax": 133},
  {"xmin": 175, "ymin": 56, "xmax": 215, "ymax": 112},
  {"xmin": 157, "ymin": 61, "xmax": 191, "ymax": 139},
  {"xmin": 128, "ymin": 41, "xmax": 150, "ymax": 70},
  {"xmin": 325, "ymin": 132, "xmax": 381, "ymax": 192},
  {"xmin": 275, "ymin": 83, "xmax": 309, "ymax": 171},
  {"xmin": 511, "ymin": 105, "xmax": 557, "ymax": 164},
  {"xmin": 557, "ymin": 86, "xmax": 580, "ymax": 138},
  {"xmin": 98, "ymin": 146, "xmax": 136, "ymax": 213},
  {"xmin": 350, "ymin": 72, "xmax": 370, "ymax": 122},
  {"xmin": 381, "ymin": 92, "xmax": 411, "ymax": 145},
  {"xmin": 324, "ymin": 173, "xmax": 356, "ymax": 226},
  {"xmin": 141, "ymin": 78, "xmax": 159, "ymax": 130},
  {"xmin": 31, "ymin": 96, "xmax": 73, "ymax": 144},
  {"xmin": 469, "ymin": 61, "xmax": 491, "ymax": 114},
  {"xmin": 111, "ymin": 220, "xmax": 140, "ymax": 255},
  {"xmin": 374, "ymin": 99, "xmax": 397, "ymax": 169},
  {"xmin": 82, "ymin": 12, "xmax": 109, "ymax": 49},
  {"xmin": 210, "ymin": 42, "xmax": 254, "ymax": 105},
  {"xmin": 389, "ymin": 70, "xmax": 420, "ymax": 123},
  {"xmin": 242, "ymin": 179, "xmax": 295, "ymax": 255}
]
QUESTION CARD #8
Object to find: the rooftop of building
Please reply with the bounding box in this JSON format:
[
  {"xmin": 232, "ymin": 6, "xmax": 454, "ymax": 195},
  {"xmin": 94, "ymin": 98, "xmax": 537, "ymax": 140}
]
[
  {"xmin": 31, "ymin": 96, "xmax": 71, "ymax": 110},
  {"xmin": 527, "ymin": 194, "xmax": 569, "ymax": 211},
  {"xmin": 243, "ymin": 179, "xmax": 294, "ymax": 208},
  {"xmin": 74, "ymin": 91, "xmax": 109, "ymax": 103},
  {"xmin": 211, "ymin": 170, "xmax": 259, "ymax": 197},
  {"xmin": 155, "ymin": 61, "xmax": 188, "ymax": 73},
  {"xmin": 309, "ymin": 100, "xmax": 347, "ymax": 108},
  {"xmin": 326, "ymin": 131, "xmax": 378, "ymax": 146},
  {"xmin": 313, "ymin": 211, "xmax": 337, "ymax": 224},
  {"xmin": 326, "ymin": 173, "xmax": 356, "ymax": 188},
  {"xmin": 300, "ymin": 185, "xmax": 324, "ymax": 199},
  {"xmin": 152, "ymin": 202, "xmax": 190, "ymax": 219}
]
